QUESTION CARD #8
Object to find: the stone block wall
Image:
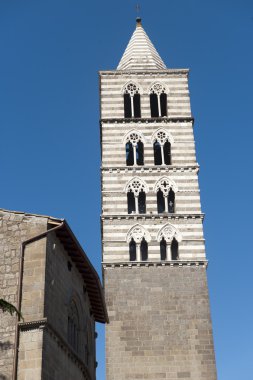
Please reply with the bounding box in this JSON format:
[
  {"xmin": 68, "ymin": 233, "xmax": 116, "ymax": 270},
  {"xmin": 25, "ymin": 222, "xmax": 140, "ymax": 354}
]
[
  {"xmin": 0, "ymin": 210, "xmax": 47, "ymax": 380},
  {"xmin": 0, "ymin": 210, "xmax": 99, "ymax": 380},
  {"xmin": 17, "ymin": 329, "xmax": 43, "ymax": 380},
  {"xmin": 104, "ymin": 265, "xmax": 217, "ymax": 380},
  {"xmin": 43, "ymin": 232, "xmax": 96, "ymax": 379}
]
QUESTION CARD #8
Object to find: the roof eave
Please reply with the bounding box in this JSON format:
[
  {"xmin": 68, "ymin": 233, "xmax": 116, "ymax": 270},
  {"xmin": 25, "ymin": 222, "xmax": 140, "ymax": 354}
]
[{"xmin": 49, "ymin": 220, "xmax": 108, "ymax": 324}]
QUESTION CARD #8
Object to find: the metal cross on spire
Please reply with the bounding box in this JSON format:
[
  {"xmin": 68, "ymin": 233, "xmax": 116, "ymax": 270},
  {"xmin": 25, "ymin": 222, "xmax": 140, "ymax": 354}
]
[{"xmin": 135, "ymin": 4, "xmax": 141, "ymax": 15}]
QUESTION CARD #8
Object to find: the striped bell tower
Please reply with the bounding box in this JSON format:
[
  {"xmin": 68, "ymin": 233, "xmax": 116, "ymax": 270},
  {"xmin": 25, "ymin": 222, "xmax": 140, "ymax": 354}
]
[{"xmin": 100, "ymin": 18, "xmax": 217, "ymax": 380}]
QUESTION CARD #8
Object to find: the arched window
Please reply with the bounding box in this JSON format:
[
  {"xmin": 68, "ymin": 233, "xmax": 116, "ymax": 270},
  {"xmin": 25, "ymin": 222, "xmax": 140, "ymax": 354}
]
[
  {"xmin": 126, "ymin": 224, "xmax": 151, "ymax": 261},
  {"xmin": 126, "ymin": 142, "xmax": 134, "ymax": 166},
  {"xmin": 138, "ymin": 191, "xmax": 146, "ymax": 214},
  {"xmin": 168, "ymin": 188, "xmax": 175, "ymax": 213},
  {"xmin": 153, "ymin": 141, "xmax": 162, "ymax": 165},
  {"xmin": 124, "ymin": 131, "xmax": 144, "ymax": 166},
  {"xmin": 171, "ymin": 238, "xmax": 179, "ymax": 260},
  {"xmin": 157, "ymin": 224, "xmax": 182, "ymax": 261},
  {"xmin": 136, "ymin": 141, "xmax": 144, "ymax": 165},
  {"xmin": 127, "ymin": 191, "xmax": 135, "ymax": 214},
  {"xmin": 126, "ymin": 178, "xmax": 148, "ymax": 214},
  {"xmin": 123, "ymin": 83, "xmax": 141, "ymax": 118},
  {"xmin": 67, "ymin": 300, "xmax": 79, "ymax": 353},
  {"xmin": 160, "ymin": 238, "xmax": 167, "ymax": 260},
  {"xmin": 157, "ymin": 189, "xmax": 165, "ymax": 213},
  {"xmin": 152, "ymin": 130, "xmax": 172, "ymax": 166},
  {"xmin": 129, "ymin": 238, "xmax": 136, "ymax": 261},
  {"xmin": 140, "ymin": 238, "xmax": 148, "ymax": 261},
  {"xmin": 149, "ymin": 83, "xmax": 167, "ymax": 117},
  {"xmin": 154, "ymin": 177, "xmax": 177, "ymax": 214}
]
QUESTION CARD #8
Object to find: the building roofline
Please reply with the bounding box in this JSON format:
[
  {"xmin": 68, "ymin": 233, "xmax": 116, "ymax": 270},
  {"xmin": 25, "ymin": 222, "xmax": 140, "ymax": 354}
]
[
  {"xmin": 99, "ymin": 69, "xmax": 190, "ymax": 75},
  {"xmin": 0, "ymin": 207, "xmax": 64, "ymax": 222}
]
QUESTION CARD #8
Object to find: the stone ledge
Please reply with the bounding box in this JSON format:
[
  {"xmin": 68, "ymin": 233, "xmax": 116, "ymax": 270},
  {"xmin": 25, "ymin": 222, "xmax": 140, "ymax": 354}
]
[
  {"xmin": 100, "ymin": 117, "xmax": 194, "ymax": 124},
  {"xmin": 101, "ymin": 165, "xmax": 199, "ymax": 174},
  {"xmin": 102, "ymin": 260, "xmax": 208, "ymax": 269},
  {"xmin": 101, "ymin": 214, "xmax": 205, "ymax": 221}
]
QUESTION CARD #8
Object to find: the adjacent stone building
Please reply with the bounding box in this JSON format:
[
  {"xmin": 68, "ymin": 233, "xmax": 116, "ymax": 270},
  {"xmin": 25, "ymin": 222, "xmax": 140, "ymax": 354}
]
[
  {"xmin": 0, "ymin": 209, "xmax": 108, "ymax": 380},
  {"xmin": 100, "ymin": 19, "xmax": 217, "ymax": 379}
]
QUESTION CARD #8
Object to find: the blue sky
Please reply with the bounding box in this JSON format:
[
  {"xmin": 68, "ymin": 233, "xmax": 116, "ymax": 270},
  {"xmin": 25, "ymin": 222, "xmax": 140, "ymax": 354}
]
[{"xmin": 1, "ymin": 0, "xmax": 253, "ymax": 379}]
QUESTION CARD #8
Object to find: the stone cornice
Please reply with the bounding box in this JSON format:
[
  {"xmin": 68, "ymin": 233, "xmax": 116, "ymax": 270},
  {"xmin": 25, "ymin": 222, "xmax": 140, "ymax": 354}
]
[
  {"xmin": 101, "ymin": 165, "xmax": 199, "ymax": 174},
  {"xmin": 102, "ymin": 260, "xmax": 208, "ymax": 269},
  {"xmin": 100, "ymin": 117, "xmax": 194, "ymax": 125},
  {"xmin": 18, "ymin": 318, "xmax": 92, "ymax": 380},
  {"xmin": 101, "ymin": 214, "xmax": 205, "ymax": 221},
  {"xmin": 18, "ymin": 318, "xmax": 47, "ymax": 330},
  {"xmin": 99, "ymin": 69, "xmax": 190, "ymax": 76}
]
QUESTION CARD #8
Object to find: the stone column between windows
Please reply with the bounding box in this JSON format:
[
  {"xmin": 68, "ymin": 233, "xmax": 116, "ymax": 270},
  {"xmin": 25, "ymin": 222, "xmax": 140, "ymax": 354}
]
[
  {"xmin": 160, "ymin": 143, "xmax": 165, "ymax": 165},
  {"xmin": 134, "ymin": 196, "xmax": 138, "ymax": 213},
  {"xmin": 164, "ymin": 194, "xmax": 169, "ymax": 213},
  {"xmin": 166, "ymin": 242, "xmax": 172, "ymax": 261},
  {"xmin": 136, "ymin": 243, "xmax": 141, "ymax": 261},
  {"xmin": 130, "ymin": 95, "xmax": 134, "ymax": 117},
  {"xmin": 133, "ymin": 144, "xmax": 137, "ymax": 165},
  {"xmin": 157, "ymin": 94, "xmax": 161, "ymax": 117}
]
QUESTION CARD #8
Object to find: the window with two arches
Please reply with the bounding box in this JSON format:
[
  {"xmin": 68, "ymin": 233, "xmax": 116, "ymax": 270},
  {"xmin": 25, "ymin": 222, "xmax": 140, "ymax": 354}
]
[
  {"xmin": 158, "ymin": 224, "xmax": 181, "ymax": 261},
  {"xmin": 155, "ymin": 177, "xmax": 176, "ymax": 214},
  {"xmin": 125, "ymin": 132, "xmax": 144, "ymax": 166},
  {"xmin": 153, "ymin": 130, "xmax": 172, "ymax": 165},
  {"xmin": 126, "ymin": 178, "xmax": 147, "ymax": 214},
  {"xmin": 127, "ymin": 224, "xmax": 151, "ymax": 261},
  {"xmin": 124, "ymin": 83, "xmax": 141, "ymax": 118},
  {"xmin": 150, "ymin": 83, "xmax": 167, "ymax": 117}
]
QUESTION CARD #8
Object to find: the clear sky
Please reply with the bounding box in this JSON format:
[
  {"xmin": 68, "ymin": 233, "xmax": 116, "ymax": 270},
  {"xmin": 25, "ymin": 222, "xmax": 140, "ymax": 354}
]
[{"xmin": 0, "ymin": 0, "xmax": 253, "ymax": 379}]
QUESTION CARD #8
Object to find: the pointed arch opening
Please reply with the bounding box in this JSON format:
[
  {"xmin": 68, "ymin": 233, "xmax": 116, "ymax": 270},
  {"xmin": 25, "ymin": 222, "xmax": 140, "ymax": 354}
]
[
  {"xmin": 163, "ymin": 140, "xmax": 171, "ymax": 165},
  {"xmin": 168, "ymin": 188, "xmax": 175, "ymax": 213},
  {"xmin": 127, "ymin": 191, "xmax": 135, "ymax": 214},
  {"xmin": 153, "ymin": 141, "xmax": 162, "ymax": 165},
  {"xmin": 160, "ymin": 237, "xmax": 167, "ymax": 260},
  {"xmin": 157, "ymin": 189, "xmax": 165, "ymax": 213},
  {"xmin": 171, "ymin": 237, "xmax": 179, "ymax": 260},
  {"xmin": 150, "ymin": 93, "xmax": 159, "ymax": 117},
  {"xmin": 129, "ymin": 238, "xmax": 137, "ymax": 261},
  {"xmin": 141, "ymin": 238, "xmax": 148, "ymax": 261},
  {"xmin": 136, "ymin": 140, "xmax": 144, "ymax": 165},
  {"xmin": 160, "ymin": 92, "xmax": 167, "ymax": 116}
]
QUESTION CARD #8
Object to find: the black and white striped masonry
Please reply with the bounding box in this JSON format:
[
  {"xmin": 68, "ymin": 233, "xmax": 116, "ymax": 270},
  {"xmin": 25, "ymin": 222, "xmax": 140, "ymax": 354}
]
[{"xmin": 100, "ymin": 18, "xmax": 217, "ymax": 380}]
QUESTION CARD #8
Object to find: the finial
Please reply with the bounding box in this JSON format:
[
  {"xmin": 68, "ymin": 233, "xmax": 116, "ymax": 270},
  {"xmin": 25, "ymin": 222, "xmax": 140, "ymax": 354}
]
[
  {"xmin": 136, "ymin": 17, "xmax": 142, "ymax": 27},
  {"xmin": 135, "ymin": 4, "xmax": 141, "ymax": 26}
]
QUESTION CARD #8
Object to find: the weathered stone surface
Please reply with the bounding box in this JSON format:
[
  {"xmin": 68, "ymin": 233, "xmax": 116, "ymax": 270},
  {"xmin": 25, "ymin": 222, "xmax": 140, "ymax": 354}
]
[
  {"xmin": 0, "ymin": 211, "xmax": 46, "ymax": 380},
  {"xmin": 0, "ymin": 210, "xmax": 100, "ymax": 380},
  {"xmin": 105, "ymin": 266, "xmax": 217, "ymax": 380}
]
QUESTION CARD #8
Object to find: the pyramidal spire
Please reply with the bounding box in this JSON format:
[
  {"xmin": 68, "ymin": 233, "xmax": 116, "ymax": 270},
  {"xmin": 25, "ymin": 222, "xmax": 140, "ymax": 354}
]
[{"xmin": 117, "ymin": 18, "xmax": 166, "ymax": 71}]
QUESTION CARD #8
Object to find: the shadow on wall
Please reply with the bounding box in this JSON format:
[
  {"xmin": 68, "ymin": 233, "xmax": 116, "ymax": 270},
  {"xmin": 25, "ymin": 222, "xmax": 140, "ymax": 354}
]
[
  {"xmin": 0, "ymin": 341, "xmax": 13, "ymax": 351},
  {"xmin": 0, "ymin": 341, "xmax": 13, "ymax": 380}
]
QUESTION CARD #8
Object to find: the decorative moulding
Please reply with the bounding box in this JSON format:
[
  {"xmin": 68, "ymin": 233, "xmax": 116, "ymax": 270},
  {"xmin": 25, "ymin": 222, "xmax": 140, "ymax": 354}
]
[{"xmin": 126, "ymin": 223, "xmax": 151, "ymax": 243}]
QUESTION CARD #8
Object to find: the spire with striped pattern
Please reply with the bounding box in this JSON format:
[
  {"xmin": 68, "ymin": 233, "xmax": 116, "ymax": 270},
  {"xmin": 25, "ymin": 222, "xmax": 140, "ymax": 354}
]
[{"xmin": 117, "ymin": 18, "xmax": 166, "ymax": 71}]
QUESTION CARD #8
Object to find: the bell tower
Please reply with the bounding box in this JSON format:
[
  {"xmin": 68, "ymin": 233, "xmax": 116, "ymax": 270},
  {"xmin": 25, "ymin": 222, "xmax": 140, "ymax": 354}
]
[{"xmin": 100, "ymin": 18, "xmax": 217, "ymax": 380}]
